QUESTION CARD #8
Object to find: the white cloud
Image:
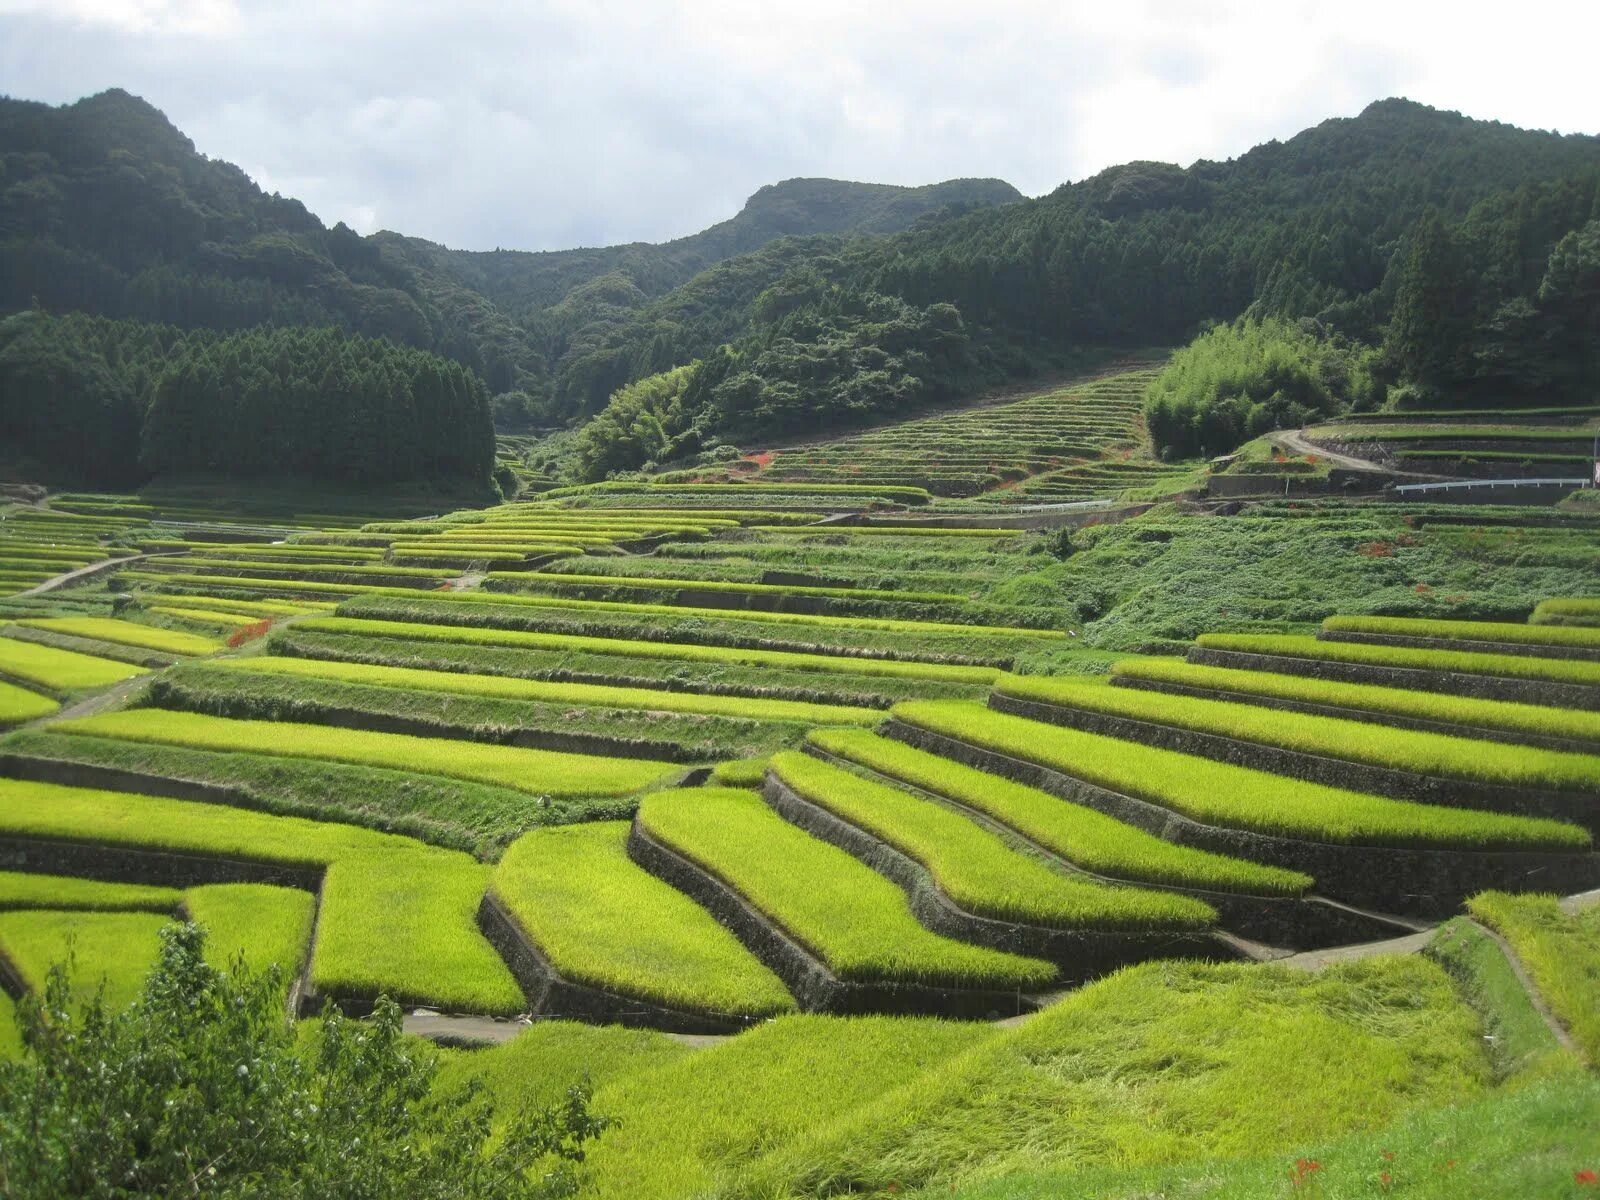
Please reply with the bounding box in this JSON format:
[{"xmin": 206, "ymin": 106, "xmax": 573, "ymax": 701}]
[{"xmin": 0, "ymin": 0, "xmax": 1596, "ymax": 250}]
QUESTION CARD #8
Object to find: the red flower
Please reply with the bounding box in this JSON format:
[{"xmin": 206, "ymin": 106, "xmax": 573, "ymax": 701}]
[
  {"xmin": 1289, "ymin": 1158, "xmax": 1322, "ymax": 1186},
  {"xmin": 1381, "ymin": 1151, "xmax": 1396, "ymax": 1161},
  {"xmin": 1576, "ymin": 1168, "xmax": 1598, "ymax": 1185}
]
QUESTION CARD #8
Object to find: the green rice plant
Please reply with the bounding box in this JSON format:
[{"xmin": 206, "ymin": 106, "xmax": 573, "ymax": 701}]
[
  {"xmin": 0, "ymin": 636, "xmax": 147, "ymax": 692},
  {"xmin": 53, "ymin": 709, "xmax": 680, "ymax": 800},
  {"xmin": 1530, "ymin": 598, "xmax": 1600, "ymax": 627},
  {"xmin": 0, "ymin": 871, "xmax": 179, "ymax": 912},
  {"xmin": 205, "ymin": 655, "xmax": 884, "ymax": 727},
  {"xmin": 995, "ymin": 673, "xmax": 1600, "ymax": 796},
  {"xmin": 501, "ymin": 570, "xmax": 967, "ymax": 604},
  {"xmin": 0, "ymin": 909, "xmax": 170, "ymax": 1010},
  {"xmin": 709, "ymin": 756, "xmax": 770, "ymax": 786},
  {"xmin": 1467, "ymin": 891, "xmax": 1600, "ymax": 1063},
  {"xmin": 0, "ymin": 678, "xmax": 57, "ymax": 725},
  {"xmin": 113, "ymin": 573, "xmax": 1065, "ymax": 639},
  {"xmin": 1111, "ymin": 657, "xmax": 1600, "ymax": 746},
  {"xmin": 952, "ymin": 1072, "xmax": 1600, "ymax": 1200},
  {"xmin": 769, "ymin": 751, "xmax": 1214, "ymax": 930},
  {"xmin": 744, "ymin": 526, "xmax": 1023, "ymax": 537},
  {"xmin": 11, "ymin": 617, "xmax": 219, "ymax": 656},
  {"xmin": 0, "ymin": 556, "xmax": 91, "ymax": 572},
  {"xmin": 432, "ymin": 1021, "xmax": 692, "ymax": 1118},
  {"xmin": 576, "ymin": 1014, "xmax": 991, "ymax": 1200},
  {"xmin": 292, "ymin": 616, "xmax": 1003, "ymax": 684},
  {"xmin": 891, "ymin": 701, "xmax": 1590, "ymax": 850},
  {"xmin": 491, "ymin": 822, "xmax": 795, "ymax": 1017},
  {"xmin": 0, "ymin": 779, "xmax": 524, "ymax": 1014},
  {"xmin": 1195, "ymin": 633, "xmax": 1600, "ymax": 687},
  {"xmin": 148, "ymin": 605, "xmax": 262, "ymax": 629},
  {"xmin": 1, "ymin": 725, "xmax": 587, "ymax": 859},
  {"xmin": 808, "ymin": 728, "xmax": 1308, "ymax": 895},
  {"xmin": 1323, "ymin": 614, "xmax": 1600, "ymax": 649},
  {"xmin": 183, "ymin": 883, "xmax": 316, "ymax": 988},
  {"xmin": 150, "ymin": 558, "xmax": 459, "ymax": 581},
  {"xmin": 135, "ymin": 591, "xmax": 335, "ymax": 617},
  {"xmin": 635, "ymin": 788, "xmax": 1056, "ymax": 989},
  {"xmin": 730, "ymin": 956, "xmax": 1487, "ymax": 1198}
]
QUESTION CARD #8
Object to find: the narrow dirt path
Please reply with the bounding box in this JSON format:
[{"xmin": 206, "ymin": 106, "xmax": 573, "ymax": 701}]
[
  {"xmin": 12, "ymin": 553, "xmax": 159, "ymax": 598},
  {"xmin": 1269, "ymin": 428, "xmax": 1392, "ymax": 473}
]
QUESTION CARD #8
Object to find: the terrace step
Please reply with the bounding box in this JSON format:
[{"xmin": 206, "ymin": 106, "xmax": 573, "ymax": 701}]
[
  {"xmin": 987, "ymin": 691, "xmax": 1600, "ymax": 836},
  {"xmin": 758, "ymin": 770, "xmax": 1233, "ymax": 979},
  {"xmin": 801, "ymin": 741, "xmax": 1421, "ymax": 951},
  {"xmin": 1114, "ymin": 673, "xmax": 1600, "ymax": 756},
  {"xmin": 474, "ymin": 891, "xmax": 753, "ymax": 1036},
  {"xmin": 881, "ymin": 718, "xmax": 1600, "ymax": 919},
  {"xmin": 1187, "ymin": 645, "xmax": 1600, "ymax": 712},
  {"xmin": 1318, "ymin": 629, "xmax": 1600, "ymax": 664},
  {"xmin": 624, "ymin": 819, "xmax": 1041, "ymax": 1020}
]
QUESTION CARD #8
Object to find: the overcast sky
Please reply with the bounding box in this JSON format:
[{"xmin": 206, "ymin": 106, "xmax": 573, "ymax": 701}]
[{"xmin": 2, "ymin": 0, "xmax": 1597, "ymax": 252}]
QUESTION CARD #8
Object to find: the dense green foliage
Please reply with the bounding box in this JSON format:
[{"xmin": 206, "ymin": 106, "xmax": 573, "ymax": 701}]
[
  {"xmin": 1144, "ymin": 318, "xmax": 1378, "ymax": 457},
  {"xmin": 0, "ymin": 924, "xmax": 607, "ymax": 1198},
  {"xmin": 1385, "ymin": 175, "xmax": 1600, "ymax": 405},
  {"xmin": 0, "ymin": 311, "xmax": 495, "ymax": 487}
]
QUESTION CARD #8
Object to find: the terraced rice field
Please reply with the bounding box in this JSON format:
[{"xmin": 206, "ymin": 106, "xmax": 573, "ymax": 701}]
[{"xmin": 756, "ymin": 364, "xmax": 1163, "ymax": 498}]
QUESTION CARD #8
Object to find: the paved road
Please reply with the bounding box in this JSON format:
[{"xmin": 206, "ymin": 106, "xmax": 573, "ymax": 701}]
[{"xmin": 13, "ymin": 553, "xmax": 150, "ymax": 598}]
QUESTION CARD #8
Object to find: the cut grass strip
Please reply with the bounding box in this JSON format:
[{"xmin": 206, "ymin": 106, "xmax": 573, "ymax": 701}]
[
  {"xmin": 53, "ymin": 709, "xmax": 679, "ymax": 799},
  {"xmin": 0, "ymin": 636, "xmax": 146, "ymax": 691},
  {"xmin": 11, "ymin": 617, "xmax": 219, "ymax": 656},
  {"xmin": 891, "ymin": 701, "xmax": 1590, "ymax": 851},
  {"xmin": 205, "ymin": 655, "xmax": 884, "ymax": 727},
  {"xmin": 0, "ymin": 678, "xmax": 58, "ymax": 725},
  {"xmin": 0, "ymin": 779, "xmax": 523, "ymax": 1014},
  {"xmin": 808, "ymin": 728, "xmax": 1308, "ymax": 895},
  {"xmin": 996, "ymin": 673, "xmax": 1600, "ymax": 796},
  {"xmin": 492, "ymin": 822, "xmax": 796, "ymax": 1017},
  {"xmin": 1195, "ymin": 633, "xmax": 1600, "ymax": 687},
  {"xmin": 1112, "ymin": 657, "xmax": 1600, "ymax": 747},
  {"xmin": 0, "ymin": 871, "xmax": 179, "ymax": 912},
  {"xmin": 1467, "ymin": 891, "xmax": 1600, "ymax": 1063},
  {"xmin": 292, "ymin": 616, "xmax": 1003, "ymax": 685},
  {"xmin": 635, "ymin": 788, "xmax": 1056, "ymax": 989},
  {"xmin": 1323, "ymin": 614, "xmax": 1600, "ymax": 650},
  {"xmin": 769, "ymin": 751, "xmax": 1213, "ymax": 930}
]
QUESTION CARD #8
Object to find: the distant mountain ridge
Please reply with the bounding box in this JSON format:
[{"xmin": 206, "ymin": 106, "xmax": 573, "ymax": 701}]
[
  {"xmin": 0, "ymin": 88, "xmax": 1020, "ymax": 405},
  {"xmin": 379, "ymin": 176, "xmax": 1022, "ymax": 316}
]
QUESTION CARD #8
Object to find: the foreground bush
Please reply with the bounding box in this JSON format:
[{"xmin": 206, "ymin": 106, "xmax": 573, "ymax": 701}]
[{"xmin": 0, "ymin": 923, "xmax": 607, "ymax": 1199}]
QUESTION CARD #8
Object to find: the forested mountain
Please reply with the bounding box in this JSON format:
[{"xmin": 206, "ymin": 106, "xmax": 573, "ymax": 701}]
[
  {"xmin": 4, "ymin": 88, "xmax": 1597, "ymax": 487},
  {"xmin": 566, "ymin": 99, "xmax": 1600, "ymax": 474},
  {"xmin": 0, "ymin": 88, "xmax": 1019, "ymax": 427}
]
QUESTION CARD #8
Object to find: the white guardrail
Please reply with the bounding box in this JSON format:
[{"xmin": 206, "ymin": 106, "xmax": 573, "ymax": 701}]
[{"xmin": 1392, "ymin": 477, "xmax": 1590, "ymax": 496}]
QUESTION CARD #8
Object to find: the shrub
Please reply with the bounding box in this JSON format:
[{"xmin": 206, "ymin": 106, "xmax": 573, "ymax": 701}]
[{"xmin": 0, "ymin": 924, "xmax": 606, "ymax": 1198}]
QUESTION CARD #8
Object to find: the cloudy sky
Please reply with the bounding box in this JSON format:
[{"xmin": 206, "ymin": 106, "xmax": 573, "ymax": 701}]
[{"xmin": 2, "ymin": 0, "xmax": 1597, "ymax": 252}]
